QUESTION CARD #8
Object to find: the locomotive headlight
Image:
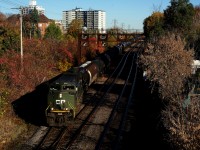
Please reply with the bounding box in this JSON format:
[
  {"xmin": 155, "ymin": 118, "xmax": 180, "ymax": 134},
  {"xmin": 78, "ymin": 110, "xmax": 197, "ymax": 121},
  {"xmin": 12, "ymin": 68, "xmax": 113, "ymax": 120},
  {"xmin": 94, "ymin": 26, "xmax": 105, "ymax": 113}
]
[
  {"xmin": 59, "ymin": 93, "xmax": 62, "ymax": 98},
  {"xmin": 51, "ymin": 107, "xmax": 54, "ymax": 110}
]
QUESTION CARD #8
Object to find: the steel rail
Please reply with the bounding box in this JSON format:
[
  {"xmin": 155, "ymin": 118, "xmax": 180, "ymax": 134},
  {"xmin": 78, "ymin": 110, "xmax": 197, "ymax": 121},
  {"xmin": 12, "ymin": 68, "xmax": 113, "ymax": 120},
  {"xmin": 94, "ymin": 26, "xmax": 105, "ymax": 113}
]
[
  {"xmin": 95, "ymin": 50, "xmax": 136, "ymax": 150},
  {"xmin": 113, "ymin": 46, "xmax": 143, "ymax": 150}
]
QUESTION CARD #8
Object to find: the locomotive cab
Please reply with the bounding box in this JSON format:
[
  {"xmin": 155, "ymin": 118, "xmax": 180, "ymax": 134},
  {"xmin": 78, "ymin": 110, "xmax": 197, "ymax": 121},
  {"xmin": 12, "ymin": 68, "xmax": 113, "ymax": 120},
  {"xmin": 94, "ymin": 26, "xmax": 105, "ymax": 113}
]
[
  {"xmin": 45, "ymin": 71, "xmax": 84, "ymax": 126},
  {"xmin": 48, "ymin": 83, "xmax": 78, "ymax": 111}
]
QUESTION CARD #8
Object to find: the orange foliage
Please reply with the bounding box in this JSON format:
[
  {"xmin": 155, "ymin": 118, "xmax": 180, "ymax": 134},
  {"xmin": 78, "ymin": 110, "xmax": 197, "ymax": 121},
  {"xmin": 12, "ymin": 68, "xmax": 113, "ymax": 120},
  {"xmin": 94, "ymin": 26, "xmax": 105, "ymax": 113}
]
[
  {"xmin": 88, "ymin": 37, "xmax": 105, "ymax": 53},
  {"xmin": 0, "ymin": 38, "xmax": 74, "ymax": 101},
  {"xmin": 141, "ymin": 33, "xmax": 193, "ymax": 100}
]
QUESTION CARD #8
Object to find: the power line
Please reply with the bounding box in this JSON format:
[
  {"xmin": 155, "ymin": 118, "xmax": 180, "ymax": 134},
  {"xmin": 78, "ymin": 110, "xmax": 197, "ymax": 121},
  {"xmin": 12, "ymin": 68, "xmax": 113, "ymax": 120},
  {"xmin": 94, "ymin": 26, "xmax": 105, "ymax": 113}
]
[
  {"xmin": 0, "ymin": 5, "xmax": 18, "ymax": 12},
  {"xmin": 1, "ymin": 0, "xmax": 62, "ymax": 20},
  {"xmin": 0, "ymin": 0, "xmax": 22, "ymax": 7},
  {"xmin": 0, "ymin": 0, "xmax": 26, "ymax": 14}
]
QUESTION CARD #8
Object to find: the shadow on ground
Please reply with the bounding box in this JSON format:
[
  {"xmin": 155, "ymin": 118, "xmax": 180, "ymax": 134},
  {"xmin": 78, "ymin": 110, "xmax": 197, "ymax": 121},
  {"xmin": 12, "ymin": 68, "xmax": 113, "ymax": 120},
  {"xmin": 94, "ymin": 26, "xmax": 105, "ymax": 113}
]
[
  {"xmin": 11, "ymin": 83, "xmax": 49, "ymax": 126},
  {"xmin": 12, "ymin": 74, "xmax": 64, "ymax": 126},
  {"xmin": 121, "ymin": 68, "xmax": 171, "ymax": 150}
]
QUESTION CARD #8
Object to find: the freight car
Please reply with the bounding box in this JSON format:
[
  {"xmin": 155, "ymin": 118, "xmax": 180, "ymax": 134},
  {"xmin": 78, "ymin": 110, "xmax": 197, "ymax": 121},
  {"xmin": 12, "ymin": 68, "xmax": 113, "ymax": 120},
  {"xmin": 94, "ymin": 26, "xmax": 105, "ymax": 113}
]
[{"xmin": 45, "ymin": 40, "xmax": 132, "ymax": 126}]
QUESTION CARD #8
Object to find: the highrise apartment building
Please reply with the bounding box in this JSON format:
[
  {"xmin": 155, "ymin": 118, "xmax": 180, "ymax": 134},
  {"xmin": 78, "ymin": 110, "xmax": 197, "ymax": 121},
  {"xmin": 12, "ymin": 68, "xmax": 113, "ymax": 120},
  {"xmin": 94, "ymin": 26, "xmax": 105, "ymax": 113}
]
[
  {"xmin": 62, "ymin": 8, "xmax": 106, "ymax": 33},
  {"xmin": 22, "ymin": 0, "xmax": 45, "ymax": 15}
]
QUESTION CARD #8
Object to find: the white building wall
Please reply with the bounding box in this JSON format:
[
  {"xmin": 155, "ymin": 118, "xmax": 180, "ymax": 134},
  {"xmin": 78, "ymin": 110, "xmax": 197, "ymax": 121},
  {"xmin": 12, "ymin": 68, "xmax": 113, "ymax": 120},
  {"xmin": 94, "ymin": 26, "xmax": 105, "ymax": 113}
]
[
  {"xmin": 63, "ymin": 11, "xmax": 76, "ymax": 30},
  {"xmin": 95, "ymin": 11, "xmax": 106, "ymax": 33},
  {"xmin": 62, "ymin": 8, "xmax": 106, "ymax": 33}
]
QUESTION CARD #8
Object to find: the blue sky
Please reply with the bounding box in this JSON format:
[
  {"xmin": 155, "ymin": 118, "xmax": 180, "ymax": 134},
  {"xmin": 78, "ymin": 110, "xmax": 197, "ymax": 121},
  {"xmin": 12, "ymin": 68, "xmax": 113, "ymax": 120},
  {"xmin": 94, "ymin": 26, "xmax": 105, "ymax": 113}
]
[{"xmin": 1, "ymin": 0, "xmax": 200, "ymax": 30}]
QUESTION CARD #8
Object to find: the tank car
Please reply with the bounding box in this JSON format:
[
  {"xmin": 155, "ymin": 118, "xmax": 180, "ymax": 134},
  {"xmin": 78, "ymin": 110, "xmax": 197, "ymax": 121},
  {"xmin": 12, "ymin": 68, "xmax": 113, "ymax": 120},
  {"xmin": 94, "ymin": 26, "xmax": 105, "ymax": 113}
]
[
  {"xmin": 80, "ymin": 59, "xmax": 105, "ymax": 91},
  {"xmin": 121, "ymin": 41, "xmax": 131, "ymax": 49},
  {"xmin": 111, "ymin": 45, "xmax": 123, "ymax": 58},
  {"xmin": 98, "ymin": 53, "xmax": 111, "ymax": 70},
  {"xmin": 99, "ymin": 44, "xmax": 122, "ymax": 64}
]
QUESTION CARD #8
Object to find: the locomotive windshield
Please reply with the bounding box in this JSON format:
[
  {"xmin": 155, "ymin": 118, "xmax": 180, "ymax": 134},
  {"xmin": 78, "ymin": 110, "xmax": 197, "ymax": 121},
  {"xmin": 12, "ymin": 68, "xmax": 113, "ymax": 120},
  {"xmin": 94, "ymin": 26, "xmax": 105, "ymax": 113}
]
[
  {"xmin": 63, "ymin": 85, "xmax": 75, "ymax": 90},
  {"xmin": 50, "ymin": 84, "xmax": 60, "ymax": 90},
  {"xmin": 50, "ymin": 84, "xmax": 77, "ymax": 91}
]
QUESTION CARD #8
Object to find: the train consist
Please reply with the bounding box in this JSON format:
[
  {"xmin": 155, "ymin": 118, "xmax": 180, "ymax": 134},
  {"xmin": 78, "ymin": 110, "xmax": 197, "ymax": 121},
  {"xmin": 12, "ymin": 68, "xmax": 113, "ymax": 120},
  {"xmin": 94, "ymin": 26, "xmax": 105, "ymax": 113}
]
[{"xmin": 45, "ymin": 40, "xmax": 133, "ymax": 126}]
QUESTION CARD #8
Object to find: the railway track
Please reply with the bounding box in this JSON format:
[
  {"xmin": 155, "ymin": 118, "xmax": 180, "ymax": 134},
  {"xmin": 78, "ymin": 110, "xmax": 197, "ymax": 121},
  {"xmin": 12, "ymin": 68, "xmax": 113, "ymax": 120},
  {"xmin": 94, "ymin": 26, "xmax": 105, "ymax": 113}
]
[{"xmin": 21, "ymin": 41, "xmax": 143, "ymax": 150}]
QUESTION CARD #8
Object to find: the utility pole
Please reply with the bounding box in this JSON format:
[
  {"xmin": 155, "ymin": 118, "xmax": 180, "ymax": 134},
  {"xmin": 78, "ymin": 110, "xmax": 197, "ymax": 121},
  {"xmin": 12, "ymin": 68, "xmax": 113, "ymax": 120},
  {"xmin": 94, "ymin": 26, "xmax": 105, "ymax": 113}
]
[
  {"xmin": 12, "ymin": 6, "xmax": 23, "ymax": 69},
  {"xmin": 20, "ymin": 7, "xmax": 23, "ymax": 69}
]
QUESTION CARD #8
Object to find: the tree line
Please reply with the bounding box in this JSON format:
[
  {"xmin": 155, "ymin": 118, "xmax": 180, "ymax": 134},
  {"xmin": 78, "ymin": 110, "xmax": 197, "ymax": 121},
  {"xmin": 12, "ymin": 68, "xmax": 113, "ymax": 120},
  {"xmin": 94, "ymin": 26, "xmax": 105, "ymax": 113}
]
[{"xmin": 141, "ymin": 0, "xmax": 200, "ymax": 149}]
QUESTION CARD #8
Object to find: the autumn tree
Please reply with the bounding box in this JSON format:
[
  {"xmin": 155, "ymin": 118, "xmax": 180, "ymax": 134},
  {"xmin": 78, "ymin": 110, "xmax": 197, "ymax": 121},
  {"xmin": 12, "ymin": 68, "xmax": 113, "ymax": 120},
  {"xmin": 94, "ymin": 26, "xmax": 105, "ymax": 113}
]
[
  {"xmin": 0, "ymin": 12, "xmax": 6, "ymax": 22},
  {"xmin": 23, "ymin": 14, "xmax": 32, "ymax": 38},
  {"xmin": 52, "ymin": 40, "xmax": 73, "ymax": 71},
  {"xmin": 22, "ymin": 8, "xmax": 40, "ymax": 39},
  {"xmin": 192, "ymin": 6, "xmax": 200, "ymax": 59},
  {"xmin": 44, "ymin": 22, "xmax": 62, "ymax": 40},
  {"xmin": 162, "ymin": 95, "xmax": 200, "ymax": 150},
  {"xmin": 143, "ymin": 11, "xmax": 165, "ymax": 39},
  {"xmin": 30, "ymin": 8, "xmax": 40, "ymax": 38},
  {"xmin": 140, "ymin": 33, "xmax": 200, "ymax": 149},
  {"xmin": 0, "ymin": 38, "xmax": 74, "ymax": 101},
  {"xmin": 141, "ymin": 1, "xmax": 200, "ymax": 149},
  {"xmin": 193, "ymin": 6, "xmax": 200, "ymax": 29},
  {"xmin": 67, "ymin": 19, "xmax": 83, "ymax": 39},
  {"xmin": 141, "ymin": 33, "xmax": 193, "ymax": 100},
  {"xmin": 0, "ymin": 26, "xmax": 20, "ymax": 54},
  {"xmin": 85, "ymin": 37, "xmax": 105, "ymax": 60},
  {"xmin": 164, "ymin": 0, "xmax": 195, "ymax": 33}
]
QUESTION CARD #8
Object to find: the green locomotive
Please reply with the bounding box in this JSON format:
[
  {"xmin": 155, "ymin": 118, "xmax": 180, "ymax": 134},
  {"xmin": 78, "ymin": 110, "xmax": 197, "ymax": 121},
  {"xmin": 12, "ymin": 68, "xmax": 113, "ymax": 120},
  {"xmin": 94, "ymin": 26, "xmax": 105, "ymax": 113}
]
[
  {"xmin": 45, "ymin": 68, "xmax": 84, "ymax": 126},
  {"xmin": 45, "ymin": 60, "xmax": 105, "ymax": 126}
]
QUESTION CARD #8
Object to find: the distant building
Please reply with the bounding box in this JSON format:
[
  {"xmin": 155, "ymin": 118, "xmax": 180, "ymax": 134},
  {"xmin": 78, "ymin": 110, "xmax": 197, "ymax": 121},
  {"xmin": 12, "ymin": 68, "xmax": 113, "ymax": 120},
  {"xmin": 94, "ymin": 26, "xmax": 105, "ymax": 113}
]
[
  {"xmin": 22, "ymin": 0, "xmax": 45, "ymax": 15},
  {"xmin": 62, "ymin": 7, "xmax": 106, "ymax": 33},
  {"xmin": 37, "ymin": 14, "xmax": 51, "ymax": 36},
  {"xmin": 55, "ymin": 20, "xmax": 64, "ymax": 33}
]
